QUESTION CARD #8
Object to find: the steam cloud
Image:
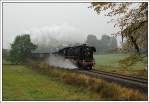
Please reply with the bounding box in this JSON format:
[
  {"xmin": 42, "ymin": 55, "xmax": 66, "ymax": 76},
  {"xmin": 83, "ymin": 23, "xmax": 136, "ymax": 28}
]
[
  {"xmin": 26, "ymin": 23, "xmax": 86, "ymax": 48},
  {"xmin": 25, "ymin": 23, "xmax": 85, "ymax": 69},
  {"xmin": 48, "ymin": 55, "xmax": 77, "ymax": 69}
]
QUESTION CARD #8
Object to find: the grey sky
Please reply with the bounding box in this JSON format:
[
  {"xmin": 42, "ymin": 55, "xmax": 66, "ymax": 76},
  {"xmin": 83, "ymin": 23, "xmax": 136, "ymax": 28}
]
[{"xmin": 3, "ymin": 3, "xmax": 120, "ymax": 49}]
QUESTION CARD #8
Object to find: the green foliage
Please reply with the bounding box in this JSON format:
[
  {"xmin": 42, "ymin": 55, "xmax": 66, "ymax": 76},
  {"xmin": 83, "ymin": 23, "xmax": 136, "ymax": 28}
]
[{"xmin": 8, "ymin": 34, "xmax": 37, "ymax": 64}]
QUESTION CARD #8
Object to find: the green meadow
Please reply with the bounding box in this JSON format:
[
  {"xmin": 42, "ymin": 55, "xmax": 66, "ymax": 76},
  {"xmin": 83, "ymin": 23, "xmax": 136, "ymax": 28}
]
[
  {"xmin": 94, "ymin": 54, "xmax": 148, "ymax": 79},
  {"xmin": 3, "ymin": 64, "xmax": 102, "ymax": 101}
]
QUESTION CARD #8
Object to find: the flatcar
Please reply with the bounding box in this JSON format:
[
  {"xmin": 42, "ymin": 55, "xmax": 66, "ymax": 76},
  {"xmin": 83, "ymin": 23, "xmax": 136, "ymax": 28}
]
[{"xmin": 53, "ymin": 44, "xmax": 96, "ymax": 70}]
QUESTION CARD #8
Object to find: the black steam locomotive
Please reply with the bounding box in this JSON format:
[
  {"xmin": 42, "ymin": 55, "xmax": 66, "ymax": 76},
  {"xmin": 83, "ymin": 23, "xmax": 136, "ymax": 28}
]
[{"xmin": 53, "ymin": 44, "xmax": 96, "ymax": 70}]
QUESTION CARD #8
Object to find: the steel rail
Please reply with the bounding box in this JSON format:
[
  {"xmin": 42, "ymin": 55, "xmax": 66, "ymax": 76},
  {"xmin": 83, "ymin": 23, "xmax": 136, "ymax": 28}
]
[
  {"xmin": 71, "ymin": 69, "xmax": 148, "ymax": 94},
  {"xmin": 91, "ymin": 69, "xmax": 148, "ymax": 84}
]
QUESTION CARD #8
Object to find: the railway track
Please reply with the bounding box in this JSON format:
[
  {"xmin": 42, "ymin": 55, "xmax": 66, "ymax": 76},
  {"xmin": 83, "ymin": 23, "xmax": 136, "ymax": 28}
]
[
  {"xmin": 91, "ymin": 69, "xmax": 148, "ymax": 84},
  {"xmin": 71, "ymin": 68, "xmax": 148, "ymax": 94}
]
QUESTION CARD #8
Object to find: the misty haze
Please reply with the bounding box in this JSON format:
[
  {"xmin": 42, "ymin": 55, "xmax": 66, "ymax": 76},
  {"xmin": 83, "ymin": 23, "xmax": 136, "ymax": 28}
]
[
  {"xmin": 3, "ymin": 3, "xmax": 120, "ymax": 50},
  {"xmin": 2, "ymin": 2, "xmax": 148, "ymax": 101}
]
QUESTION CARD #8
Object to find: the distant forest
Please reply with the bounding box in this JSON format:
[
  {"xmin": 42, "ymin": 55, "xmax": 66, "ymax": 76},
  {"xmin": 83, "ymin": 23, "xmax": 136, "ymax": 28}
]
[{"xmin": 86, "ymin": 34, "xmax": 118, "ymax": 54}]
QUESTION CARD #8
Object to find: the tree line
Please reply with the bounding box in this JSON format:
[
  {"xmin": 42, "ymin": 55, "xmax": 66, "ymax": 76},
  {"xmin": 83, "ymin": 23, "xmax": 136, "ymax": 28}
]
[{"xmin": 86, "ymin": 34, "xmax": 118, "ymax": 54}]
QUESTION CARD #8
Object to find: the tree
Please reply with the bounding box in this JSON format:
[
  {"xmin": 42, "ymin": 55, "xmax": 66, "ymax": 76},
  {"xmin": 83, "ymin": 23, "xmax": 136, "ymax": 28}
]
[
  {"xmin": 9, "ymin": 34, "xmax": 37, "ymax": 64},
  {"xmin": 90, "ymin": 2, "xmax": 148, "ymax": 53},
  {"xmin": 86, "ymin": 34, "xmax": 98, "ymax": 46},
  {"xmin": 86, "ymin": 34, "xmax": 118, "ymax": 54},
  {"xmin": 110, "ymin": 37, "xmax": 118, "ymax": 49},
  {"xmin": 100, "ymin": 35, "xmax": 111, "ymax": 51}
]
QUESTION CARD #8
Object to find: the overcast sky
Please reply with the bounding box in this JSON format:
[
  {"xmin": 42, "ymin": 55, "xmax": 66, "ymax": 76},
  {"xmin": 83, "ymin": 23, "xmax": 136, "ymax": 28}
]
[{"xmin": 3, "ymin": 3, "xmax": 121, "ymax": 49}]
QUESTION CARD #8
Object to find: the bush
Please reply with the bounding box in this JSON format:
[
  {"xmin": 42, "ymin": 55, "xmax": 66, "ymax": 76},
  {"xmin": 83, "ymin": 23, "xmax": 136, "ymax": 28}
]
[{"xmin": 9, "ymin": 34, "xmax": 37, "ymax": 64}]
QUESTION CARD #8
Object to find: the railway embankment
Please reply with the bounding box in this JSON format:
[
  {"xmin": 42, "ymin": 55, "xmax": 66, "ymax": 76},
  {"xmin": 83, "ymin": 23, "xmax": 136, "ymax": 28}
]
[{"xmin": 28, "ymin": 61, "xmax": 147, "ymax": 100}]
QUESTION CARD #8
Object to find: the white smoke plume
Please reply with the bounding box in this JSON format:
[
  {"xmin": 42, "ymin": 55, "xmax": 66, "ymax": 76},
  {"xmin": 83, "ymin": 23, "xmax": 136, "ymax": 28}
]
[
  {"xmin": 48, "ymin": 55, "xmax": 77, "ymax": 69},
  {"xmin": 24, "ymin": 23, "xmax": 84, "ymax": 69},
  {"xmin": 26, "ymin": 23, "xmax": 86, "ymax": 48}
]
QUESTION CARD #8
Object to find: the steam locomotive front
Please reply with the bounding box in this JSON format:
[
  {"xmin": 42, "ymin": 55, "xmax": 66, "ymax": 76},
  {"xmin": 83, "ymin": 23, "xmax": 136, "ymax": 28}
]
[{"xmin": 79, "ymin": 45, "xmax": 96, "ymax": 70}]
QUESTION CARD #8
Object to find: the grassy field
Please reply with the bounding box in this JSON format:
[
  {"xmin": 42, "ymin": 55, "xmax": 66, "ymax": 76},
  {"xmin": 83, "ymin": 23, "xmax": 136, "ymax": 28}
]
[
  {"xmin": 3, "ymin": 60, "xmax": 147, "ymax": 101},
  {"xmin": 94, "ymin": 54, "xmax": 148, "ymax": 79},
  {"xmin": 2, "ymin": 64, "xmax": 102, "ymax": 101}
]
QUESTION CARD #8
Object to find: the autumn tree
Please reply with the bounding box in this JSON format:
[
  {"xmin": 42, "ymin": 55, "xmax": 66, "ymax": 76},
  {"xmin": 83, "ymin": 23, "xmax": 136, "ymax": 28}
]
[
  {"xmin": 9, "ymin": 34, "xmax": 37, "ymax": 64},
  {"xmin": 90, "ymin": 2, "xmax": 148, "ymax": 54}
]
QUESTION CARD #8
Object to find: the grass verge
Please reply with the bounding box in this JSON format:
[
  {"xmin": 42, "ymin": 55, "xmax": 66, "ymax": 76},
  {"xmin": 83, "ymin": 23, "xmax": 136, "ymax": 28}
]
[{"xmin": 29, "ymin": 61, "xmax": 147, "ymax": 101}]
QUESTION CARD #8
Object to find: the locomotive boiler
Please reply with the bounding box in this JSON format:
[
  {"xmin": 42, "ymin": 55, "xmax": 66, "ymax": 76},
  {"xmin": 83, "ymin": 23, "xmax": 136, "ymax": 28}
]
[{"xmin": 53, "ymin": 44, "xmax": 96, "ymax": 70}]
